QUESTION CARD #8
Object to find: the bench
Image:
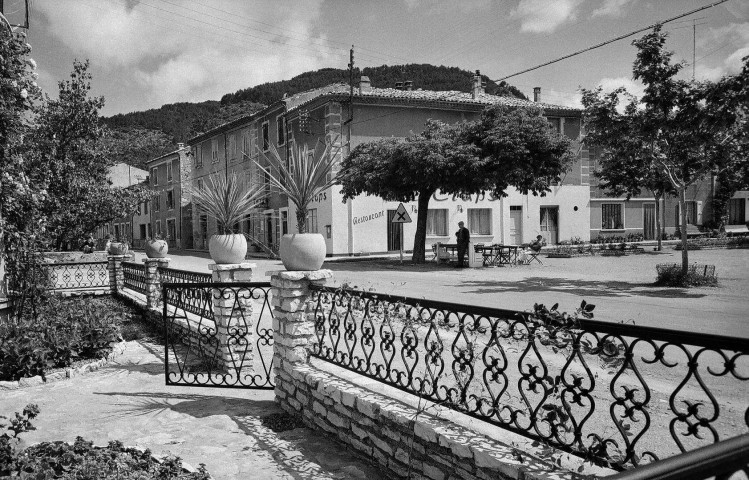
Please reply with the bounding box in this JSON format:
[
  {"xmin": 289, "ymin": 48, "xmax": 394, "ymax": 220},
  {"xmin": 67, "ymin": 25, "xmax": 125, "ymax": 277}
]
[{"xmin": 725, "ymin": 224, "xmax": 749, "ymax": 236}]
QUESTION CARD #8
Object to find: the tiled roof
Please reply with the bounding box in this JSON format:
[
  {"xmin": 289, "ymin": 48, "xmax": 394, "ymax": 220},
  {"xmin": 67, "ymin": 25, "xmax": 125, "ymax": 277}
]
[{"xmin": 284, "ymin": 83, "xmax": 580, "ymax": 113}]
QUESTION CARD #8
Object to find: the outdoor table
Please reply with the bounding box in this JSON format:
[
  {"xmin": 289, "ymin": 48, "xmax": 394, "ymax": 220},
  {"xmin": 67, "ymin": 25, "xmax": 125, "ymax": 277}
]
[
  {"xmin": 475, "ymin": 245, "xmax": 520, "ymax": 266},
  {"xmin": 436, "ymin": 243, "xmax": 459, "ymax": 262}
]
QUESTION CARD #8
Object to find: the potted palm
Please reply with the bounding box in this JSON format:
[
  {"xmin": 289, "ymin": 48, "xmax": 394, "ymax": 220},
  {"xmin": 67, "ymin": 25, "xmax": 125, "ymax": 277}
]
[
  {"xmin": 190, "ymin": 172, "xmax": 266, "ymax": 264},
  {"xmin": 257, "ymin": 139, "xmax": 339, "ymax": 271}
]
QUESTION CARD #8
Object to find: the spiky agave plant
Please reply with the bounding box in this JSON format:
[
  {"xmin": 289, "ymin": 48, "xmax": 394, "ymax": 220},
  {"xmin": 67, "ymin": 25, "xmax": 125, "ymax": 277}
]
[
  {"xmin": 256, "ymin": 139, "xmax": 340, "ymax": 233},
  {"xmin": 190, "ymin": 172, "xmax": 267, "ymax": 234}
]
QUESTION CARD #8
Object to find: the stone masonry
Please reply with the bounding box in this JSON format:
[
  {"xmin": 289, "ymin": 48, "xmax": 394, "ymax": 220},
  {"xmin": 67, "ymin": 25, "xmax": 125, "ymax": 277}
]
[
  {"xmin": 142, "ymin": 257, "xmax": 169, "ymax": 309},
  {"xmin": 209, "ymin": 263, "xmax": 255, "ymax": 373},
  {"xmin": 107, "ymin": 255, "xmax": 126, "ymax": 294}
]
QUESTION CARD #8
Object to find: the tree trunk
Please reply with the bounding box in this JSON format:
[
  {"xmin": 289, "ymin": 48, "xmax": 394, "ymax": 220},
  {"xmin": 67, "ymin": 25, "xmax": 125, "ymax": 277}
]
[
  {"xmin": 411, "ymin": 191, "xmax": 433, "ymax": 264},
  {"xmin": 678, "ymin": 187, "xmax": 689, "ymax": 275},
  {"xmin": 655, "ymin": 193, "xmax": 662, "ymax": 252}
]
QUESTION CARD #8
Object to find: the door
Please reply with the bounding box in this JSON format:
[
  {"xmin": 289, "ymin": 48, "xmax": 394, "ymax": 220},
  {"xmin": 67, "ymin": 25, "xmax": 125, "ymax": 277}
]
[
  {"xmin": 265, "ymin": 214, "xmax": 275, "ymax": 251},
  {"xmin": 509, "ymin": 206, "xmax": 523, "ymax": 245},
  {"xmin": 167, "ymin": 219, "xmax": 177, "ymax": 248},
  {"xmin": 199, "ymin": 214, "xmax": 208, "ymax": 250},
  {"xmin": 643, "ymin": 203, "xmax": 656, "ymax": 240},
  {"xmin": 540, "ymin": 207, "xmax": 558, "ymax": 245},
  {"xmin": 386, "ymin": 210, "xmax": 403, "ymax": 251}
]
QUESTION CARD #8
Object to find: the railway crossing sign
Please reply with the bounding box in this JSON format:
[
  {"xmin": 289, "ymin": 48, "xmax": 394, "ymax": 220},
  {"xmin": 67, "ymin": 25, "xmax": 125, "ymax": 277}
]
[{"xmin": 391, "ymin": 203, "xmax": 412, "ymax": 223}]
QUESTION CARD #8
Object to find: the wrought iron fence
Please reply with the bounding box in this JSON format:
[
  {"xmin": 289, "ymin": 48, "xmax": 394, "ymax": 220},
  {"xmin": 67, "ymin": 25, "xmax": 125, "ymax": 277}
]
[
  {"xmin": 309, "ymin": 285, "xmax": 749, "ymax": 471},
  {"xmin": 122, "ymin": 261, "xmax": 147, "ymax": 295},
  {"xmin": 158, "ymin": 266, "xmax": 213, "ymax": 284},
  {"xmin": 162, "ymin": 282, "xmax": 274, "ymax": 389},
  {"xmin": 44, "ymin": 261, "xmax": 110, "ymax": 291}
]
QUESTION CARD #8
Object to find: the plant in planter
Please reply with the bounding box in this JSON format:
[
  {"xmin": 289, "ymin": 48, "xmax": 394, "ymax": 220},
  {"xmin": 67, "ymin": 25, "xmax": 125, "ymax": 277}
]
[
  {"xmin": 108, "ymin": 237, "xmax": 129, "ymax": 256},
  {"xmin": 144, "ymin": 233, "xmax": 169, "ymax": 259},
  {"xmin": 190, "ymin": 172, "xmax": 266, "ymax": 264},
  {"xmin": 257, "ymin": 139, "xmax": 340, "ymax": 271}
]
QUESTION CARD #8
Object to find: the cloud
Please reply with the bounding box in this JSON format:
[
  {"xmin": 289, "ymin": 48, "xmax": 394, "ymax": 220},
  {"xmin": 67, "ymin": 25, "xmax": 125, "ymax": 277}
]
[
  {"xmin": 403, "ymin": 0, "xmax": 491, "ymax": 11},
  {"xmin": 513, "ymin": 0, "xmax": 584, "ymax": 33},
  {"xmin": 694, "ymin": 22, "xmax": 749, "ymax": 81},
  {"xmin": 591, "ymin": 0, "xmax": 635, "ymax": 18},
  {"xmin": 34, "ymin": 0, "xmax": 337, "ymax": 113}
]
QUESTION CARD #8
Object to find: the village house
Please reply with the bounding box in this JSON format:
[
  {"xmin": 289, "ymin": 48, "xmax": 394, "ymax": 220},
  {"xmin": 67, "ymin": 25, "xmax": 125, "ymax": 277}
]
[
  {"xmin": 188, "ymin": 72, "xmax": 593, "ymax": 256},
  {"xmin": 146, "ymin": 144, "xmax": 192, "ymax": 249},
  {"xmin": 95, "ymin": 162, "xmax": 149, "ymax": 247}
]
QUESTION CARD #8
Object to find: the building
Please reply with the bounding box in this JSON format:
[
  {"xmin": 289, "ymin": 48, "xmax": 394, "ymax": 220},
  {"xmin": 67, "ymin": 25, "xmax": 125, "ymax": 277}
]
[
  {"xmin": 95, "ymin": 163, "xmax": 149, "ymax": 246},
  {"xmin": 188, "ymin": 73, "xmax": 592, "ymax": 256},
  {"xmin": 146, "ymin": 144, "xmax": 192, "ymax": 249}
]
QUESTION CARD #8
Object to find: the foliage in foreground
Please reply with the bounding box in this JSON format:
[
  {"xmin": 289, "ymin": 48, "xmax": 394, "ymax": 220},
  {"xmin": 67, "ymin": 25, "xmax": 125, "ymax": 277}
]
[
  {"xmin": 1, "ymin": 405, "xmax": 210, "ymax": 479},
  {"xmin": 0, "ymin": 297, "xmax": 126, "ymax": 381}
]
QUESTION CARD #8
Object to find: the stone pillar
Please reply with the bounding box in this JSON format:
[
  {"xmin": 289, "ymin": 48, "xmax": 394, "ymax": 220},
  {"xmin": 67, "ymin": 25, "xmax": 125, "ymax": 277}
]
[
  {"xmin": 269, "ymin": 270, "xmax": 332, "ymax": 379},
  {"xmin": 107, "ymin": 255, "xmax": 126, "ymax": 295},
  {"xmin": 208, "ymin": 263, "xmax": 256, "ymax": 374},
  {"xmin": 143, "ymin": 258, "xmax": 169, "ymax": 309}
]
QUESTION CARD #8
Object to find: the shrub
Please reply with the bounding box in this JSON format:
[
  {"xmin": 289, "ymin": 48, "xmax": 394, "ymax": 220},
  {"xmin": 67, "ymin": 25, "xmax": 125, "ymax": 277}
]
[
  {"xmin": 0, "ymin": 297, "xmax": 125, "ymax": 381},
  {"xmin": 1, "ymin": 406, "xmax": 210, "ymax": 479},
  {"xmin": 655, "ymin": 264, "xmax": 718, "ymax": 287}
]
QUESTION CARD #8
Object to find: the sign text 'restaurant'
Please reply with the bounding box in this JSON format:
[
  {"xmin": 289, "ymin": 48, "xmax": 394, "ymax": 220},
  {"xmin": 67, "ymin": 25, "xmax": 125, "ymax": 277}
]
[{"xmin": 353, "ymin": 211, "xmax": 384, "ymax": 225}]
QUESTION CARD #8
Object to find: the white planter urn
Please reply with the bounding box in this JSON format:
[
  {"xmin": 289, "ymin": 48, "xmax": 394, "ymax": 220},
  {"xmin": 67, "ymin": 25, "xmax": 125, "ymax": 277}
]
[
  {"xmin": 280, "ymin": 233, "xmax": 326, "ymax": 271},
  {"xmin": 209, "ymin": 234, "xmax": 247, "ymax": 264}
]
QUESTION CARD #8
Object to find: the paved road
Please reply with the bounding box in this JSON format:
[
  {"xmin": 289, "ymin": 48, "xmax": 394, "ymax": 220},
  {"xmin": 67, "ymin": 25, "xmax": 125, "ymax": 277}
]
[{"xmin": 135, "ymin": 248, "xmax": 749, "ymax": 340}]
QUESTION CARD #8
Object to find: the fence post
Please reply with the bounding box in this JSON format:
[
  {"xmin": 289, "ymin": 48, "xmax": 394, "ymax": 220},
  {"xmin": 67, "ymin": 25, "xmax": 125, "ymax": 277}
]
[
  {"xmin": 142, "ymin": 258, "xmax": 170, "ymax": 309},
  {"xmin": 107, "ymin": 255, "xmax": 126, "ymax": 295},
  {"xmin": 268, "ymin": 269, "xmax": 332, "ymax": 394},
  {"xmin": 208, "ymin": 262, "xmax": 256, "ymax": 374}
]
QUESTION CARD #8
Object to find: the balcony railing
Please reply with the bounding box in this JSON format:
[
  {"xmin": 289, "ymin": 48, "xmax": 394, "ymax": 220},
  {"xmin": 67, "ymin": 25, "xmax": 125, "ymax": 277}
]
[{"xmin": 309, "ymin": 285, "xmax": 749, "ymax": 471}]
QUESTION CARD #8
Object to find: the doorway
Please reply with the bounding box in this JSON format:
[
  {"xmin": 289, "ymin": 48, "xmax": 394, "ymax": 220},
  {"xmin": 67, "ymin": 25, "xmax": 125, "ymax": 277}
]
[
  {"xmin": 643, "ymin": 203, "xmax": 656, "ymax": 240},
  {"xmin": 386, "ymin": 210, "xmax": 403, "ymax": 252},
  {"xmin": 509, "ymin": 206, "xmax": 523, "ymax": 245},
  {"xmin": 540, "ymin": 207, "xmax": 559, "ymax": 245}
]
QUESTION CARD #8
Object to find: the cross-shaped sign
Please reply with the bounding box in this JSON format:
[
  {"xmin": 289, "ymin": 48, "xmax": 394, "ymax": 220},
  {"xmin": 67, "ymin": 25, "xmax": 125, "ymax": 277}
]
[{"xmin": 391, "ymin": 203, "xmax": 412, "ymax": 223}]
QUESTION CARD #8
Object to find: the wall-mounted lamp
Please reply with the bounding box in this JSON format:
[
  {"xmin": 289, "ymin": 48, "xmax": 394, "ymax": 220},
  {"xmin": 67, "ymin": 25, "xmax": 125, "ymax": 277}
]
[
  {"xmin": 325, "ymin": 225, "xmax": 331, "ymax": 239},
  {"xmin": 457, "ymin": 205, "xmax": 463, "ymax": 213}
]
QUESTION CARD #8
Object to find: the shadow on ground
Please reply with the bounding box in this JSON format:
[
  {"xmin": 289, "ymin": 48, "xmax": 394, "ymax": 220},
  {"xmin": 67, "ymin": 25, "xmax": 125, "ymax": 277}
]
[
  {"xmin": 93, "ymin": 390, "xmax": 385, "ymax": 479},
  {"xmin": 460, "ymin": 277, "xmax": 707, "ymax": 299}
]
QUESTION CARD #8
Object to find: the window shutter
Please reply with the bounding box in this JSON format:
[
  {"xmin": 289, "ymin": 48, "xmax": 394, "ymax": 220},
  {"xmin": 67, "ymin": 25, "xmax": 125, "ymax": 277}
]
[{"xmin": 696, "ymin": 201, "xmax": 703, "ymax": 225}]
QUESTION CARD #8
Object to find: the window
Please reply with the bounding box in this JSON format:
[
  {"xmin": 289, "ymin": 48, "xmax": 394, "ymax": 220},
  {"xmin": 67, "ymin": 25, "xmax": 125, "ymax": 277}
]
[
  {"xmin": 426, "ymin": 209, "xmax": 449, "ymax": 236},
  {"xmin": 195, "ymin": 145, "xmax": 203, "ymax": 168},
  {"xmin": 211, "ymin": 139, "xmax": 219, "ymax": 163},
  {"xmin": 262, "ymin": 122, "xmax": 269, "ymax": 151},
  {"xmin": 547, "ymin": 117, "xmax": 561, "ymax": 133},
  {"xmin": 151, "ymin": 167, "xmax": 158, "ymax": 186},
  {"xmin": 166, "ymin": 162, "xmax": 173, "ymax": 182},
  {"xmin": 306, "ymin": 208, "xmax": 318, "ymax": 233},
  {"xmin": 167, "ymin": 218, "xmax": 177, "ymax": 241},
  {"xmin": 468, "ymin": 208, "xmax": 491, "ymax": 235},
  {"xmin": 136, "ymin": 203, "xmax": 141, "ymax": 216},
  {"xmin": 228, "ymin": 134, "xmax": 237, "ymax": 162},
  {"xmin": 155, "ymin": 220, "xmax": 161, "ymax": 237},
  {"xmin": 197, "ymin": 178, "xmax": 204, "ymax": 191},
  {"xmin": 144, "ymin": 201, "xmax": 148, "ymax": 214},
  {"xmin": 146, "ymin": 223, "xmax": 152, "ymax": 238},
  {"xmin": 153, "ymin": 195, "xmax": 160, "ymax": 212},
  {"xmin": 166, "ymin": 189, "xmax": 174, "ymax": 210},
  {"xmin": 728, "ymin": 198, "xmax": 746, "ymax": 225},
  {"xmin": 686, "ymin": 201, "xmax": 697, "ymax": 225},
  {"xmin": 242, "ymin": 130, "xmax": 251, "ymax": 159},
  {"xmin": 601, "ymin": 203, "xmax": 623, "ymax": 230},
  {"xmin": 277, "ymin": 115, "xmax": 286, "ymax": 146}
]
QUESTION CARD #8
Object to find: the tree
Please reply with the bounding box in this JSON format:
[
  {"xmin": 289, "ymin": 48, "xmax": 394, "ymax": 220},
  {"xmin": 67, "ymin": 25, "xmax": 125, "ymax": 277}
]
[
  {"xmin": 29, "ymin": 61, "xmax": 151, "ymax": 249},
  {"xmin": 582, "ymin": 27, "xmax": 747, "ymax": 275},
  {"xmin": 338, "ymin": 106, "xmax": 574, "ymax": 263},
  {"xmin": 581, "ymin": 87, "xmax": 673, "ymax": 251}
]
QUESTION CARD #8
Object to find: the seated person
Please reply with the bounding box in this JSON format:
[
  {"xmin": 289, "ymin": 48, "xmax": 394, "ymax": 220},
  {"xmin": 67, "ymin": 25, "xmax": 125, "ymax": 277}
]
[{"xmin": 529, "ymin": 235, "xmax": 545, "ymax": 252}]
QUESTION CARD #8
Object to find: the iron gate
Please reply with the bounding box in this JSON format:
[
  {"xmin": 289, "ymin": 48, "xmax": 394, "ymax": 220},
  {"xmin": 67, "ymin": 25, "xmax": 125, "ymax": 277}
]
[{"xmin": 162, "ymin": 282, "xmax": 275, "ymax": 389}]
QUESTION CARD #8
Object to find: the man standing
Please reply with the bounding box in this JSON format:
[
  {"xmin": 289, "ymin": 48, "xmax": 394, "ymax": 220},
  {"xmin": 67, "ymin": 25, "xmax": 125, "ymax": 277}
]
[{"xmin": 455, "ymin": 221, "xmax": 470, "ymax": 267}]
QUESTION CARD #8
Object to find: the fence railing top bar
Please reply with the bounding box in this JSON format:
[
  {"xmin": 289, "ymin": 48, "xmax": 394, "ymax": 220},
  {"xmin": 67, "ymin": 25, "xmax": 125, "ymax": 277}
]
[
  {"xmin": 606, "ymin": 433, "xmax": 749, "ymax": 480},
  {"xmin": 43, "ymin": 260, "xmax": 109, "ymax": 265},
  {"xmin": 158, "ymin": 265, "xmax": 210, "ymax": 274},
  {"xmin": 161, "ymin": 281, "xmax": 272, "ymax": 289},
  {"xmin": 309, "ymin": 285, "xmax": 749, "ymax": 352}
]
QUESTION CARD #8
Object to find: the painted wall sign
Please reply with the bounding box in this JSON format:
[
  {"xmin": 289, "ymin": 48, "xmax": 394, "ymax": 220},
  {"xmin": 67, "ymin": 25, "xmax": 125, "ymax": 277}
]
[
  {"xmin": 432, "ymin": 191, "xmax": 501, "ymax": 203},
  {"xmin": 352, "ymin": 210, "xmax": 384, "ymax": 225}
]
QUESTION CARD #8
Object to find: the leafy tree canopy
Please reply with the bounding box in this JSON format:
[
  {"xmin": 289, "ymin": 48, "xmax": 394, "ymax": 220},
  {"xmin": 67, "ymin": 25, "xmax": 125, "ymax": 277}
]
[{"xmin": 339, "ymin": 105, "xmax": 573, "ymax": 262}]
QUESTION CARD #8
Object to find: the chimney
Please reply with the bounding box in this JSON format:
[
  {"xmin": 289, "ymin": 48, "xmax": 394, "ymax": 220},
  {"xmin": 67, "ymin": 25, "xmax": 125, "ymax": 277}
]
[
  {"xmin": 404, "ymin": 80, "xmax": 413, "ymax": 91},
  {"xmin": 359, "ymin": 75, "xmax": 372, "ymax": 94},
  {"xmin": 395, "ymin": 81, "xmax": 404, "ymax": 90},
  {"xmin": 533, "ymin": 87, "xmax": 541, "ymax": 102},
  {"xmin": 472, "ymin": 70, "xmax": 484, "ymax": 99}
]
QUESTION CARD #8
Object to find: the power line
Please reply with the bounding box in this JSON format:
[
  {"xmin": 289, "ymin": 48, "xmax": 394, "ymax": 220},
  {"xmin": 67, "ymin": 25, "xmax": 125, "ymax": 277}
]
[{"xmin": 493, "ymin": 0, "xmax": 731, "ymax": 82}]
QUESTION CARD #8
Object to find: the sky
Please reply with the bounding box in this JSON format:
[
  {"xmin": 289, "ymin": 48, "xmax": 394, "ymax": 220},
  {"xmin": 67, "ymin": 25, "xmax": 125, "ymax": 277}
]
[{"xmin": 15, "ymin": 0, "xmax": 749, "ymax": 117}]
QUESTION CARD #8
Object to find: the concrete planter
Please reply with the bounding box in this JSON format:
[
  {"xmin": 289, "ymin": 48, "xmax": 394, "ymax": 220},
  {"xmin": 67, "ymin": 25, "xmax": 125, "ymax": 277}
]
[
  {"xmin": 108, "ymin": 242, "xmax": 129, "ymax": 256},
  {"xmin": 144, "ymin": 239, "xmax": 168, "ymax": 258},
  {"xmin": 280, "ymin": 233, "xmax": 326, "ymax": 271},
  {"xmin": 209, "ymin": 234, "xmax": 247, "ymax": 264}
]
